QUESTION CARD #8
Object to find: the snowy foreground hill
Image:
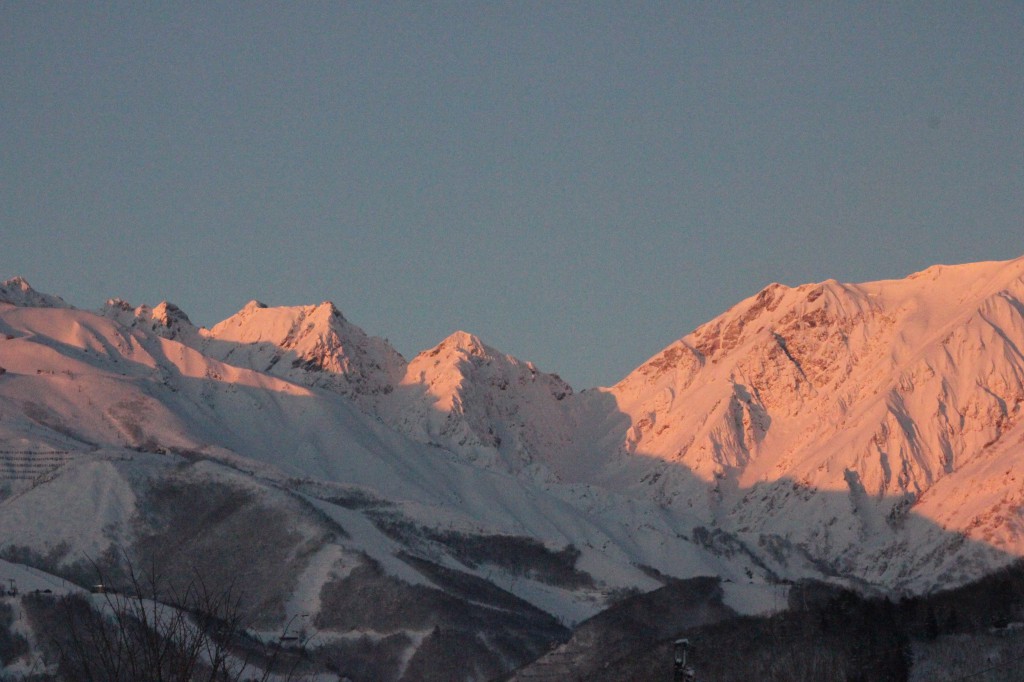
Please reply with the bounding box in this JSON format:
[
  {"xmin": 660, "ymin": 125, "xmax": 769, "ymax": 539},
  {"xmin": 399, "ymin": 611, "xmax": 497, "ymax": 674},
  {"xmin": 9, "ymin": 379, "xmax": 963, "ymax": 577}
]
[{"xmin": 1, "ymin": 256, "xmax": 1023, "ymax": 680}]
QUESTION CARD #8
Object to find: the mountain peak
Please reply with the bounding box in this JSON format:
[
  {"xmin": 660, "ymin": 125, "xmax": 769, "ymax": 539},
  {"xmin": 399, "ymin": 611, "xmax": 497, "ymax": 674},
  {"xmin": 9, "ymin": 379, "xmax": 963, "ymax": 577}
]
[
  {"xmin": 439, "ymin": 330, "xmax": 487, "ymax": 355},
  {"xmin": 3, "ymin": 276, "xmax": 31, "ymax": 291},
  {"xmin": 240, "ymin": 299, "xmax": 268, "ymax": 313},
  {"xmin": 319, "ymin": 300, "xmax": 342, "ymax": 315},
  {"xmin": 204, "ymin": 298, "xmax": 407, "ymax": 404},
  {"xmin": 104, "ymin": 297, "xmax": 132, "ymax": 312},
  {"xmin": 101, "ymin": 298, "xmax": 199, "ymax": 341},
  {"xmin": 0, "ymin": 276, "xmax": 71, "ymax": 309},
  {"xmin": 151, "ymin": 301, "xmax": 193, "ymax": 327}
]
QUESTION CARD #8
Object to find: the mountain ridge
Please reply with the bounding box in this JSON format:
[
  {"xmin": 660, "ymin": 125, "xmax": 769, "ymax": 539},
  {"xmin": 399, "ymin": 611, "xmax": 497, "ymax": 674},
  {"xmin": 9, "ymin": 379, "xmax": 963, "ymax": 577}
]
[{"xmin": 2, "ymin": 256, "xmax": 1024, "ymax": 678}]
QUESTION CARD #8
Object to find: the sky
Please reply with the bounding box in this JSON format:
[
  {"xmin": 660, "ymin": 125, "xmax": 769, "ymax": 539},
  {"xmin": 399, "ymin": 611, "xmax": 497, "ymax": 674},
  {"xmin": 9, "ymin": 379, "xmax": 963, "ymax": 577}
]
[{"xmin": 2, "ymin": 3, "xmax": 1023, "ymax": 389}]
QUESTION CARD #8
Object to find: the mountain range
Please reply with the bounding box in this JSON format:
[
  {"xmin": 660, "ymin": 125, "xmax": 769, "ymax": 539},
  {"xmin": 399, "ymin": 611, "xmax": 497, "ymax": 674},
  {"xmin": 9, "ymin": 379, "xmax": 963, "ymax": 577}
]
[{"xmin": 1, "ymin": 255, "xmax": 1023, "ymax": 679}]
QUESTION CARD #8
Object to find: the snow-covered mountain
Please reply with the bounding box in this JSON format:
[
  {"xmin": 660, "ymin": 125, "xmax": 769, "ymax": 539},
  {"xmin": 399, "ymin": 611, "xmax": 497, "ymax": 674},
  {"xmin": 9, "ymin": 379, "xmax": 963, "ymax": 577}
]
[
  {"xmin": 377, "ymin": 330, "xmax": 576, "ymax": 478},
  {"xmin": 102, "ymin": 297, "xmax": 406, "ymax": 409},
  {"xmin": 2, "ymin": 255, "xmax": 1024, "ymax": 678},
  {"xmin": 0, "ymin": 276, "xmax": 69, "ymax": 309},
  {"xmin": 0, "ymin": 278, "xmax": 761, "ymax": 680},
  {"xmin": 100, "ymin": 298, "xmax": 575, "ymax": 477},
  {"xmin": 559, "ymin": 256, "xmax": 1024, "ymax": 591}
]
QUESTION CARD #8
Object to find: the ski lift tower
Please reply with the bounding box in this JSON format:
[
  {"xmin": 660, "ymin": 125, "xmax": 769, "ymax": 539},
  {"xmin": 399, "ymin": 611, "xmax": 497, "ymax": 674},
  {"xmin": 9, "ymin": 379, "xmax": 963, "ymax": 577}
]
[{"xmin": 674, "ymin": 638, "xmax": 695, "ymax": 682}]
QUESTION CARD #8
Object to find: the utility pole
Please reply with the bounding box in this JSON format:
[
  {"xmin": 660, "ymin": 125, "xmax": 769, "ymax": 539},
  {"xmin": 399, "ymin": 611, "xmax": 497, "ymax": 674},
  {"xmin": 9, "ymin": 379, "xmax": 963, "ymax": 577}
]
[{"xmin": 673, "ymin": 638, "xmax": 695, "ymax": 682}]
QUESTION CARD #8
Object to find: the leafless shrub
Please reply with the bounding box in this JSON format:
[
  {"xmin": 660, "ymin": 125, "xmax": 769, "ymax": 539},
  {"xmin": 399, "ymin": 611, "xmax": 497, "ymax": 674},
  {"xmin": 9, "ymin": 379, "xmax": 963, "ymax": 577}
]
[
  {"xmin": 39, "ymin": 557, "xmax": 309, "ymax": 682},
  {"xmin": 132, "ymin": 479, "xmax": 306, "ymax": 628},
  {"xmin": 0, "ymin": 600, "xmax": 30, "ymax": 668}
]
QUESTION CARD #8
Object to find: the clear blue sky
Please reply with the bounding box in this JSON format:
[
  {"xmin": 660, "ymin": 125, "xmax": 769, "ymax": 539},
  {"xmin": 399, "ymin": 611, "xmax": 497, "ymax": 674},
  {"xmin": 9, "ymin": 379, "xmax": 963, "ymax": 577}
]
[{"xmin": 3, "ymin": 3, "xmax": 1022, "ymax": 389}]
